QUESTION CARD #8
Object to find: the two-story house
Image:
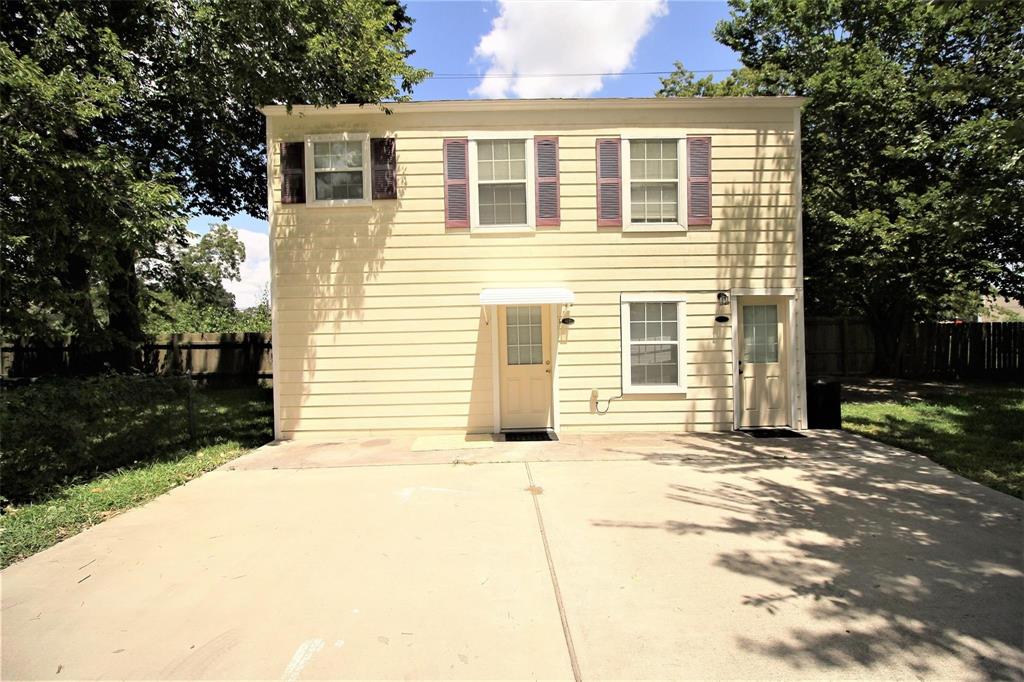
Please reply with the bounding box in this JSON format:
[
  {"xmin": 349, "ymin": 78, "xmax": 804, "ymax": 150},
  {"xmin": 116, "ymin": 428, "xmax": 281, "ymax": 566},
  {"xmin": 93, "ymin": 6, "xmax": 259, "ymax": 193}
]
[{"xmin": 263, "ymin": 97, "xmax": 807, "ymax": 440}]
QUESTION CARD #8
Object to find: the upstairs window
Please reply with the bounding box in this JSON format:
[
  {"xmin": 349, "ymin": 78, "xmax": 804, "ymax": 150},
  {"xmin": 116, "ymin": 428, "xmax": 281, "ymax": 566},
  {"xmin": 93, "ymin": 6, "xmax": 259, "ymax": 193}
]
[
  {"xmin": 476, "ymin": 139, "xmax": 528, "ymax": 226},
  {"xmin": 622, "ymin": 138, "xmax": 686, "ymax": 230},
  {"xmin": 629, "ymin": 140, "xmax": 679, "ymax": 223},
  {"xmin": 305, "ymin": 133, "xmax": 371, "ymax": 206}
]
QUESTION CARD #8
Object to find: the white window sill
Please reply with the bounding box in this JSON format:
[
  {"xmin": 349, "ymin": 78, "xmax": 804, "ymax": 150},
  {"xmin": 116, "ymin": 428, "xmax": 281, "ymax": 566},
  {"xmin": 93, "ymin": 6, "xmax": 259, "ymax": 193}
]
[
  {"xmin": 471, "ymin": 225, "xmax": 536, "ymax": 235},
  {"xmin": 305, "ymin": 199, "xmax": 371, "ymax": 208},
  {"xmin": 623, "ymin": 385, "xmax": 688, "ymax": 396},
  {"xmin": 623, "ymin": 222, "xmax": 687, "ymax": 232}
]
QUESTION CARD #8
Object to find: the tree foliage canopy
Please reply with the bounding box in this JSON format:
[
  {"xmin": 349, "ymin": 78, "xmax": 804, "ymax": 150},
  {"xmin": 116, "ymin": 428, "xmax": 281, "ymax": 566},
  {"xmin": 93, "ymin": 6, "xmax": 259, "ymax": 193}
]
[
  {"xmin": 658, "ymin": 0, "xmax": 1023, "ymax": 363},
  {"xmin": 1, "ymin": 0, "xmax": 427, "ymax": 357}
]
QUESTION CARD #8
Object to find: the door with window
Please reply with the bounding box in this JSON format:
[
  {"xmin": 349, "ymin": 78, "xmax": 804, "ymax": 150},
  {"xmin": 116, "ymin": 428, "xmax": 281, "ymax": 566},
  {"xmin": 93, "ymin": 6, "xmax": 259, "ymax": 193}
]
[
  {"xmin": 738, "ymin": 298, "xmax": 789, "ymax": 427},
  {"xmin": 499, "ymin": 305, "xmax": 552, "ymax": 430}
]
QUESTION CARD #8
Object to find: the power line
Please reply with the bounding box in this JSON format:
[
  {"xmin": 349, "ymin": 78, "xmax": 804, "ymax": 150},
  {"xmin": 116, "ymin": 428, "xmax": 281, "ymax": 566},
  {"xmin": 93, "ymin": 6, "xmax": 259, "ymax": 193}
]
[{"xmin": 425, "ymin": 68, "xmax": 736, "ymax": 80}]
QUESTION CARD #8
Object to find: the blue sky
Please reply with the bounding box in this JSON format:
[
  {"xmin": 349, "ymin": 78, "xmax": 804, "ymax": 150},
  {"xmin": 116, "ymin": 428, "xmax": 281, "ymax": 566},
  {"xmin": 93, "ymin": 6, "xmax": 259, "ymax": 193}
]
[{"xmin": 192, "ymin": 0, "xmax": 736, "ymax": 306}]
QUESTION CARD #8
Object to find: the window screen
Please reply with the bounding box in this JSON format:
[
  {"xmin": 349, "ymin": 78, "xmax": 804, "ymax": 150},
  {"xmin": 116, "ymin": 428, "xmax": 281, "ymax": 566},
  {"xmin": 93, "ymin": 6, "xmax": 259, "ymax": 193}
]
[{"xmin": 628, "ymin": 302, "xmax": 679, "ymax": 385}]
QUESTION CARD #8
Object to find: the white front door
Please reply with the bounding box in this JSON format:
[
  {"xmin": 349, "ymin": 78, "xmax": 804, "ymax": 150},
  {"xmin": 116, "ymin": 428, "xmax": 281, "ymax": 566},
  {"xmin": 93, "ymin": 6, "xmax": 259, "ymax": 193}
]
[
  {"xmin": 738, "ymin": 298, "xmax": 790, "ymax": 427},
  {"xmin": 499, "ymin": 305, "xmax": 552, "ymax": 430}
]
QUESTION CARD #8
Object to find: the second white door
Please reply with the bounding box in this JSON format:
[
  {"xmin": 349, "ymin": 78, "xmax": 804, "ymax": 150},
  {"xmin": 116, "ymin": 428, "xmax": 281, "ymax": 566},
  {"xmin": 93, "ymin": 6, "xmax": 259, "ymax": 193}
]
[{"xmin": 499, "ymin": 305, "xmax": 552, "ymax": 430}]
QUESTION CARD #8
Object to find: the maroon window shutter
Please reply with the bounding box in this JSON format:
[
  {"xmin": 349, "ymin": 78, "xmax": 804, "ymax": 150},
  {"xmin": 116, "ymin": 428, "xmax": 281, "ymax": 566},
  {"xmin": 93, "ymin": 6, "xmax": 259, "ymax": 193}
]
[
  {"xmin": 687, "ymin": 136, "xmax": 712, "ymax": 226},
  {"xmin": 280, "ymin": 142, "xmax": 305, "ymax": 204},
  {"xmin": 596, "ymin": 138, "xmax": 621, "ymax": 227},
  {"xmin": 535, "ymin": 136, "xmax": 560, "ymax": 227},
  {"xmin": 443, "ymin": 138, "xmax": 470, "ymax": 228},
  {"xmin": 371, "ymin": 138, "xmax": 398, "ymax": 200}
]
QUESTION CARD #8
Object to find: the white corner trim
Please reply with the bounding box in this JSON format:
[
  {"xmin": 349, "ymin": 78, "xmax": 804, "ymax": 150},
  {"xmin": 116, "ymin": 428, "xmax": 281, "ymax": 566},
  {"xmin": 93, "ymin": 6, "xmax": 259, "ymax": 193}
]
[
  {"xmin": 786, "ymin": 296, "xmax": 800, "ymax": 429},
  {"xmin": 793, "ymin": 107, "xmax": 805, "ymax": 286},
  {"xmin": 792, "ymin": 290, "xmax": 809, "ymax": 429},
  {"xmin": 489, "ymin": 304, "xmax": 500, "ymax": 434},
  {"xmin": 550, "ymin": 304, "xmax": 561, "ymax": 433},
  {"xmin": 304, "ymin": 132, "xmax": 371, "ymax": 207},
  {"xmin": 266, "ymin": 129, "xmax": 281, "ymax": 440},
  {"xmin": 730, "ymin": 294, "xmax": 741, "ymax": 430}
]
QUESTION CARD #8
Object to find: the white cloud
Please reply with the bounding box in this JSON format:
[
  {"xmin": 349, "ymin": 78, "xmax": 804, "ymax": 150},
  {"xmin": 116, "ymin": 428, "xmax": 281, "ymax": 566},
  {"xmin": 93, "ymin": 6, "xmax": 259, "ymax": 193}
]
[
  {"xmin": 224, "ymin": 227, "xmax": 270, "ymax": 309},
  {"xmin": 472, "ymin": 0, "xmax": 668, "ymax": 99}
]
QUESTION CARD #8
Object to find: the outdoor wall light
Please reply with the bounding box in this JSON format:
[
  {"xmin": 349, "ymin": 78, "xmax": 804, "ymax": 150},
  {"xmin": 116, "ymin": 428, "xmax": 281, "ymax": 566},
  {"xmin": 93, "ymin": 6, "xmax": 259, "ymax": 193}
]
[
  {"xmin": 717, "ymin": 291, "xmax": 730, "ymax": 306},
  {"xmin": 561, "ymin": 317, "xmax": 576, "ymax": 326}
]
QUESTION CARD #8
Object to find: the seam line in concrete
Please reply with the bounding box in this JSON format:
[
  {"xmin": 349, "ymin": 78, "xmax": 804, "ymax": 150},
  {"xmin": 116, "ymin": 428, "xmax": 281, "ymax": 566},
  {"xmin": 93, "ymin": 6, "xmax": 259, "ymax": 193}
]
[{"xmin": 525, "ymin": 461, "xmax": 582, "ymax": 682}]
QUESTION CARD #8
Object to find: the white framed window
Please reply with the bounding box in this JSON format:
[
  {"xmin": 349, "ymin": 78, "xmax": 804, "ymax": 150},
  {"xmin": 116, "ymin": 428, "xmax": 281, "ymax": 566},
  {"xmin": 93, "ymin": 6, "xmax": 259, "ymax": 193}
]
[
  {"xmin": 469, "ymin": 135, "xmax": 535, "ymax": 231},
  {"xmin": 622, "ymin": 137, "xmax": 686, "ymax": 230},
  {"xmin": 620, "ymin": 293, "xmax": 687, "ymax": 394},
  {"xmin": 305, "ymin": 133, "xmax": 371, "ymax": 207}
]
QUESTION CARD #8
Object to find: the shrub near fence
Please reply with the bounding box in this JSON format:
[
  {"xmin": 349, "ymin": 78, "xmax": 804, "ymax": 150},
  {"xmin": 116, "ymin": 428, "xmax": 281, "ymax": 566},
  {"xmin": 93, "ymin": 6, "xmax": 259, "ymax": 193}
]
[{"xmin": 0, "ymin": 374, "xmax": 194, "ymax": 504}]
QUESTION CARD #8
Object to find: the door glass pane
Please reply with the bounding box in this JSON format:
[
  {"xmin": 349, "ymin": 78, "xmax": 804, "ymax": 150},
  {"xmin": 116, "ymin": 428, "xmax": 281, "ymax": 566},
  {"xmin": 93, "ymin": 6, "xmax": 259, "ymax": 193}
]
[
  {"xmin": 506, "ymin": 305, "xmax": 543, "ymax": 365},
  {"xmin": 742, "ymin": 304, "xmax": 779, "ymax": 363}
]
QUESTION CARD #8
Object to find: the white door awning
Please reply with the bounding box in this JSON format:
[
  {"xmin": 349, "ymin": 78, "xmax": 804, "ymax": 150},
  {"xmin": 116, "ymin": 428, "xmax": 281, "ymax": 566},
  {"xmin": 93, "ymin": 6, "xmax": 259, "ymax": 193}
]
[{"xmin": 480, "ymin": 287, "xmax": 575, "ymax": 306}]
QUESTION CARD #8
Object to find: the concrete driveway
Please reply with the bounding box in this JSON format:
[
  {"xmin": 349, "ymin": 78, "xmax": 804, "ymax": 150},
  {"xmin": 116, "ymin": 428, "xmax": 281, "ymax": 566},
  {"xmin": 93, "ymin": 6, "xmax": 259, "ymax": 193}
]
[{"xmin": 3, "ymin": 431, "xmax": 1022, "ymax": 680}]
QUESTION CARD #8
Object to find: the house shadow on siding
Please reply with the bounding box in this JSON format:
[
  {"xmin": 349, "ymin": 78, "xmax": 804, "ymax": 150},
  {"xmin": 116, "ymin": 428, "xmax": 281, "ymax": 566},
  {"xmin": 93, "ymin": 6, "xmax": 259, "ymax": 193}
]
[
  {"xmin": 272, "ymin": 181, "xmax": 401, "ymax": 436},
  {"xmin": 591, "ymin": 431, "xmax": 1024, "ymax": 678},
  {"xmin": 467, "ymin": 309, "xmax": 495, "ymax": 434},
  {"xmin": 709, "ymin": 126, "xmax": 799, "ymax": 428}
]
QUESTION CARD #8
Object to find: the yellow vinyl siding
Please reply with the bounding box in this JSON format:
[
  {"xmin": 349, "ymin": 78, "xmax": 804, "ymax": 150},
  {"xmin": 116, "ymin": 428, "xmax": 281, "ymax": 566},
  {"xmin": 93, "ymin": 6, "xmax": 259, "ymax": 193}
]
[{"xmin": 266, "ymin": 101, "xmax": 801, "ymax": 437}]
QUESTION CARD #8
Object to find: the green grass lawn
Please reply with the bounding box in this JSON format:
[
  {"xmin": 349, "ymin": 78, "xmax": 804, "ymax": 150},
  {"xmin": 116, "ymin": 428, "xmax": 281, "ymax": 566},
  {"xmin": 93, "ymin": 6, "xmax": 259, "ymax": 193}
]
[
  {"xmin": 842, "ymin": 382, "xmax": 1024, "ymax": 498},
  {"xmin": 1, "ymin": 386, "xmax": 272, "ymax": 568}
]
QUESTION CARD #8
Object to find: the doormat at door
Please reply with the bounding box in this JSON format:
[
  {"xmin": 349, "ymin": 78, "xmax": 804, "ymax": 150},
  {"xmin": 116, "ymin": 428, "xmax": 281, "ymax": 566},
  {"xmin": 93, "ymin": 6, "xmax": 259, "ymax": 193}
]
[
  {"xmin": 503, "ymin": 431, "xmax": 559, "ymax": 442},
  {"xmin": 740, "ymin": 428, "xmax": 806, "ymax": 438}
]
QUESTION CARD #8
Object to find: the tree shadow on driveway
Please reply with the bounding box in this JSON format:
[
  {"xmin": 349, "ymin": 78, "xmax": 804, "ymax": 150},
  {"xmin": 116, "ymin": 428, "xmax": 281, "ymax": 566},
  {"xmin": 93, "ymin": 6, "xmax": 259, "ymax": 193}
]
[{"xmin": 593, "ymin": 431, "xmax": 1024, "ymax": 679}]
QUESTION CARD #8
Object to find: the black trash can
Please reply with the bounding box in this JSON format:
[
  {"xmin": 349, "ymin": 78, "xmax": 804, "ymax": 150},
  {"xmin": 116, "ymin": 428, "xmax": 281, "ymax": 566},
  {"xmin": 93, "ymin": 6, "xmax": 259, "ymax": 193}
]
[{"xmin": 807, "ymin": 378, "xmax": 842, "ymax": 429}]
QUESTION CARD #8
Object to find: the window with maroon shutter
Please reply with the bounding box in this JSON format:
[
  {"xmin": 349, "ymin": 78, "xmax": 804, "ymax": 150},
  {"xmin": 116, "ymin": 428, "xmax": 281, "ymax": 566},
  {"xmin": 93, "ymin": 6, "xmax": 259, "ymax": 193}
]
[
  {"xmin": 371, "ymin": 138, "xmax": 397, "ymax": 200},
  {"xmin": 443, "ymin": 138, "xmax": 470, "ymax": 228},
  {"xmin": 535, "ymin": 136, "xmax": 560, "ymax": 227},
  {"xmin": 687, "ymin": 136, "xmax": 712, "ymax": 226},
  {"xmin": 596, "ymin": 138, "xmax": 622, "ymax": 227},
  {"xmin": 280, "ymin": 142, "xmax": 305, "ymax": 204}
]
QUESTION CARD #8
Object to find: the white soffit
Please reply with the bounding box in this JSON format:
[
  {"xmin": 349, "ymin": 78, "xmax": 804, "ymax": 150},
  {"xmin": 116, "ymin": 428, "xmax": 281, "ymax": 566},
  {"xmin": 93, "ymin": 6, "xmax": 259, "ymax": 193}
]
[{"xmin": 479, "ymin": 287, "xmax": 576, "ymax": 306}]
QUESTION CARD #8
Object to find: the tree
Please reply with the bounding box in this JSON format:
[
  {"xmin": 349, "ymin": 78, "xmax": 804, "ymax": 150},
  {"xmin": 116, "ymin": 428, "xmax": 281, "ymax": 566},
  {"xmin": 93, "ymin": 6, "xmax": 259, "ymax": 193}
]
[
  {"xmin": 658, "ymin": 0, "xmax": 1024, "ymax": 373},
  {"xmin": 142, "ymin": 224, "xmax": 246, "ymax": 312},
  {"xmin": 1, "ymin": 0, "xmax": 428, "ymax": 366}
]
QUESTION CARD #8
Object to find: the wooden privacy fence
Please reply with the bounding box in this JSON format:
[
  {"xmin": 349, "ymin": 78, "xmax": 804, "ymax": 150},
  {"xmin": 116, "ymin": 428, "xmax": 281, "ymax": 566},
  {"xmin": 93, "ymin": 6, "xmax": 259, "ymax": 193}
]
[
  {"xmin": 805, "ymin": 318, "xmax": 1024, "ymax": 380},
  {"xmin": 900, "ymin": 321, "xmax": 1023, "ymax": 380},
  {"xmin": 2, "ymin": 334, "xmax": 273, "ymax": 385},
  {"xmin": 4, "ymin": 323, "xmax": 1022, "ymax": 382},
  {"xmin": 804, "ymin": 317, "xmax": 875, "ymax": 376}
]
